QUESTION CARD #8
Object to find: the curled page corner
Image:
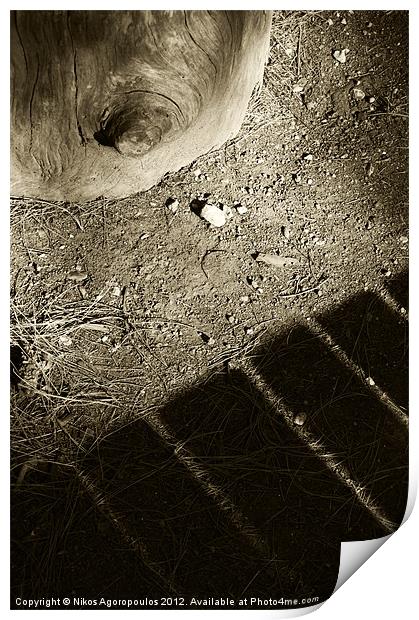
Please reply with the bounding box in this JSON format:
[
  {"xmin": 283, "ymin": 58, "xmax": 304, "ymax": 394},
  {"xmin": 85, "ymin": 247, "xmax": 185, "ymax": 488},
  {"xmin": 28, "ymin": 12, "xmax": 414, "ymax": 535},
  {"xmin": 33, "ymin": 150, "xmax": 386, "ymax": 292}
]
[
  {"xmin": 334, "ymin": 481, "xmax": 416, "ymax": 594},
  {"xmin": 232, "ymin": 603, "xmax": 324, "ymax": 619},
  {"xmin": 402, "ymin": 478, "xmax": 417, "ymax": 525},
  {"xmin": 272, "ymin": 603, "xmax": 324, "ymax": 617},
  {"xmin": 260, "ymin": 603, "xmax": 324, "ymax": 618},
  {"xmin": 333, "ymin": 535, "xmax": 391, "ymax": 593}
]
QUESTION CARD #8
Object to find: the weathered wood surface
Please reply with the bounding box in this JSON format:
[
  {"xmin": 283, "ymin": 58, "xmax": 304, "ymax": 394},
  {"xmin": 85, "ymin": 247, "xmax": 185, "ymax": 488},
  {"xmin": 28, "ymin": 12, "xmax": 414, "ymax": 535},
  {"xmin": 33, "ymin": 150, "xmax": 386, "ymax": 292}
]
[{"xmin": 11, "ymin": 10, "xmax": 272, "ymax": 201}]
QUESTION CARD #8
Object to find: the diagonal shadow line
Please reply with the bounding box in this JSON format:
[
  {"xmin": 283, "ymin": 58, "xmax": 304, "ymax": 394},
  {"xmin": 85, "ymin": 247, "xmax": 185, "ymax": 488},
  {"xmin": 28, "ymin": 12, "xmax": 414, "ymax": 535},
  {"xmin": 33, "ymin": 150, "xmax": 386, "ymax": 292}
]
[
  {"xmin": 11, "ymin": 275, "xmax": 408, "ymax": 606},
  {"xmin": 78, "ymin": 412, "xmax": 292, "ymax": 600},
  {"xmin": 10, "ymin": 465, "xmax": 171, "ymax": 602},
  {"xmin": 308, "ymin": 321, "xmax": 408, "ymax": 429},
  {"xmin": 316, "ymin": 289, "xmax": 408, "ymax": 411},
  {"xmin": 238, "ymin": 358, "xmax": 399, "ymax": 535},
  {"xmin": 248, "ymin": 287, "xmax": 408, "ymax": 532}
]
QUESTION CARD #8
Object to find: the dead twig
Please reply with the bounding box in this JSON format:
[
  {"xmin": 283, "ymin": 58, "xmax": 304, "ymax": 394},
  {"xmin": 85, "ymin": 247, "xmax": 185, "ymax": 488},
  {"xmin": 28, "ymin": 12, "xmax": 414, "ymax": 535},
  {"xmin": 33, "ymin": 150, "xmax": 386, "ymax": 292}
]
[
  {"xmin": 200, "ymin": 248, "xmax": 227, "ymax": 280},
  {"xmin": 278, "ymin": 277, "xmax": 330, "ymax": 299},
  {"xmin": 297, "ymin": 23, "xmax": 303, "ymax": 77}
]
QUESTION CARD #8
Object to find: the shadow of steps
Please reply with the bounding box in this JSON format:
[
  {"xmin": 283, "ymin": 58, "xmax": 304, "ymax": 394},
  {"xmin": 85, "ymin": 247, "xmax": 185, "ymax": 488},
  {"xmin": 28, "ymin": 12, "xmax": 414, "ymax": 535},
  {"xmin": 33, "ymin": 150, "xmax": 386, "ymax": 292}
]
[{"xmin": 11, "ymin": 276, "xmax": 408, "ymax": 608}]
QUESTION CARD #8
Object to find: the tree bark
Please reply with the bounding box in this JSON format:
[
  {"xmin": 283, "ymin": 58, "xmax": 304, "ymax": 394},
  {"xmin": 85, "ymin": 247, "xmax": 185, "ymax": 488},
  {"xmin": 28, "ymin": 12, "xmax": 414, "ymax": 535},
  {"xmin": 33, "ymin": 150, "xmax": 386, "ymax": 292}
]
[{"xmin": 11, "ymin": 10, "xmax": 272, "ymax": 201}]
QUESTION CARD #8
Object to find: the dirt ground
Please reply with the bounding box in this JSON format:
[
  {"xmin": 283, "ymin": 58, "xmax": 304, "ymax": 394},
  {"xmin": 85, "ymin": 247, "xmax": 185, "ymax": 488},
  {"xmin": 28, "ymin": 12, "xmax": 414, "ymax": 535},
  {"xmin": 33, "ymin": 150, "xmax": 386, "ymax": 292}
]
[{"xmin": 10, "ymin": 10, "xmax": 408, "ymax": 610}]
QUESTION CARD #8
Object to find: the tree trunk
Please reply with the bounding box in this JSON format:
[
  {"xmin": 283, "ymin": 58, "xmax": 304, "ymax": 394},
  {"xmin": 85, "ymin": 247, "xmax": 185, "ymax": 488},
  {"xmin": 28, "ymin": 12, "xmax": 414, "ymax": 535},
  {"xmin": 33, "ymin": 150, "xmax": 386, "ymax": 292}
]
[{"xmin": 11, "ymin": 10, "xmax": 272, "ymax": 201}]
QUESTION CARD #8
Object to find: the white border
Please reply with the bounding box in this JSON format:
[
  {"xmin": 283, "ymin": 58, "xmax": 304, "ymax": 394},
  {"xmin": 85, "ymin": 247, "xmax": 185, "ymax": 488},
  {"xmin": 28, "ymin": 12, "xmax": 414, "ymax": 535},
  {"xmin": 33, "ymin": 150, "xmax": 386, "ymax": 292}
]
[{"xmin": 2, "ymin": 3, "xmax": 417, "ymax": 619}]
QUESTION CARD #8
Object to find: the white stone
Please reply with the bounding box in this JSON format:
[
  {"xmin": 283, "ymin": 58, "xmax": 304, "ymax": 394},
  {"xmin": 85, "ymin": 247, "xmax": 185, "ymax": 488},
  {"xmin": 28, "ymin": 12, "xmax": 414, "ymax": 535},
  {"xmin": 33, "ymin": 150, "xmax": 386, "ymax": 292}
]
[
  {"xmin": 166, "ymin": 198, "xmax": 179, "ymax": 214},
  {"xmin": 293, "ymin": 83, "xmax": 305, "ymax": 93},
  {"xmin": 200, "ymin": 203, "xmax": 226, "ymax": 227},
  {"xmin": 333, "ymin": 48, "xmax": 349, "ymax": 63},
  {"xmin": 59, "ymin": 335, "xmax": 73, "ymax": 347},
  {"xmin": 353, "ymin": 87, "xmax": 365, "ymax": 100},
  {"xmin": 294, "ymin": 412, "xmax": 307, "ymax": 426}
]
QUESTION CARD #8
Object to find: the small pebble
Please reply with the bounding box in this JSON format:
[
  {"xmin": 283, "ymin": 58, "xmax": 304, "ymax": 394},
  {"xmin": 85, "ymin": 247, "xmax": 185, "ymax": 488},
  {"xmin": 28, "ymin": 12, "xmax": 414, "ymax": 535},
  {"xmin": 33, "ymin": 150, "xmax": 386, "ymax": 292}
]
[
  {"xmin": 68, "ymin": 270, "xmax": 88, "ymax": 282},
  {"xmin": 353, "ymin": 87, "xmax": 365, "ymax": 100},
  {"xmin": 59, "ymin": 335, "xmax": 73, "ymax": 347},
  {"xmin": 333, "ymin": 48, "xmax": 349, "ymax": 63},
  {"xmin": 292, "ymin": 83, "xmax": 305, "ymax": 94},
  {"xmin": 293, "ymin": 412, "xmax": 307, "ymax": 426},
  {"xmin": 236, "ymin": 204, "xmax": 248, "ymax": 215},
  {"xmin": 282, "ymin": 225, "xmax": 291, "ymax": 239},
  {"xmin": 166, "ymin": 198, "xmax": 179, "ymax": 214},
  {"xmin": 199, "ymin": 203, "xmax": 226, "ymax": 227}
]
